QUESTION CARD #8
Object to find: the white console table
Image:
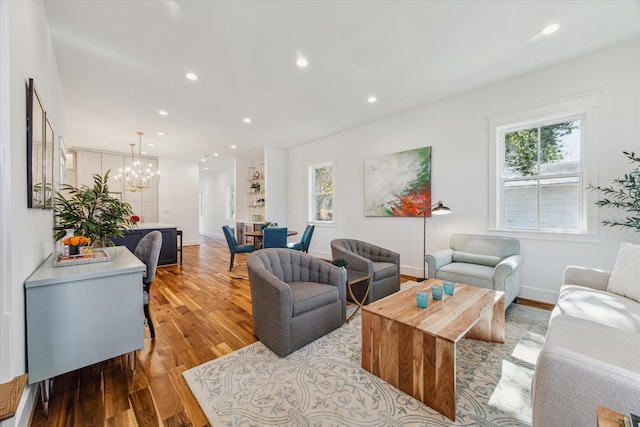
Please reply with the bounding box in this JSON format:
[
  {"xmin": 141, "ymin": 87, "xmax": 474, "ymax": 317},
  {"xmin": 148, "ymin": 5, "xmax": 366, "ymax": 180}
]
[{"xmin": 25, "ymin": 246, "xmax": 146, "ymax": 407}]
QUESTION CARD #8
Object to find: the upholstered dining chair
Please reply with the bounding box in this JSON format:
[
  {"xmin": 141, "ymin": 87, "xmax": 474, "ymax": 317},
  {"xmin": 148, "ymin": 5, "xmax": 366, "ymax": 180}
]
[
  {"xmin": 330, "ymin": 238, "xmax": 401, "ymax": 304},
  {"xmin": 287, "ymin": 224, "xmax": 315, "ymax": 253},
  {"xmin": 247, "ymin": 248, "xmax": 346, "ymax": 356},
  {"xmin": 262, "ymin": 227, "xmax": 288, "ymax": 249},
  {"xmin": 222, "ymin": 225, "xmax": 255, "ymax": 271},
  {"xmin": 134, "ymin": 230, "xmax": 163, "ymax": 340}
]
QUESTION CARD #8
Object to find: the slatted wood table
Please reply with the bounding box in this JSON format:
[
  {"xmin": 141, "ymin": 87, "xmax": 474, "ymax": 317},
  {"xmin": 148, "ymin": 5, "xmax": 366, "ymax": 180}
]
[{"xmin": 361, "ymin": 279, "xmax": 505, "ymax": 421}]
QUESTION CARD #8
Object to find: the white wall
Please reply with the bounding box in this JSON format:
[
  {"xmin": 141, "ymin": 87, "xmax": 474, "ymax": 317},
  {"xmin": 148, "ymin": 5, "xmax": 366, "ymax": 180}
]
[
  {"xmin": 158, "ymin": 156, "xmax": 200, "ymax": 246},
  {"xmin": 200, "ymin": 166, "xmax": 235, "ymax": 238},
  {"xmin": 287, "ymin": 39, "xmax": 640, "ymax": 304},
  {"xmin": 1, "ymin": 1, "xmax": 65, "ymax": 425}
]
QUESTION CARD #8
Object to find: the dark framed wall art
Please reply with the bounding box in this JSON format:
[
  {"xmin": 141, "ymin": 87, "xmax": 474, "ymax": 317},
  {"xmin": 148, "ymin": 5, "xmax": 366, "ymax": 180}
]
[{"xmin": 26, "ymin": 78, "xmax": 55, "ymax": 209}]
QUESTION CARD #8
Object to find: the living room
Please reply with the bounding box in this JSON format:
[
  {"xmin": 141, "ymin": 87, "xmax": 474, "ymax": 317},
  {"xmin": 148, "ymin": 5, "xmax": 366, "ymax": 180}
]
[{"xmin": 2, "ymin": 1, "xmax": 640, "ymax": 426}]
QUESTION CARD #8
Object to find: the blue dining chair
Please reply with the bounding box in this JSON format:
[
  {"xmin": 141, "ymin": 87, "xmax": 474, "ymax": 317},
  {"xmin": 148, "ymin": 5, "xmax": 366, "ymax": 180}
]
[
  {"xmin": 287, "ymin": 224, "xmax": 315, "ymax": 253},
  {"xmin": 222, "ymin": 225, "xmax": 255, "ymax": 271},
  {"xmin": 262, "ymin": 227, "xmax": 288, "ymax": 249}
]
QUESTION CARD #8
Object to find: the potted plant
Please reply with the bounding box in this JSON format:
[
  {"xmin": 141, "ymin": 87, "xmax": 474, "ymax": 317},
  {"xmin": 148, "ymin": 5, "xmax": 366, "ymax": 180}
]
[
  {"xmin": 53, "ymin": 171, "xmax": 135, "ymax": 246},
  {"xmin": 588, "ymin": 151, "xmax": 640, "ymax": 231},
  {"xmin": 331, "ymin": 258, "xmax": 349, "ymax": 268}
]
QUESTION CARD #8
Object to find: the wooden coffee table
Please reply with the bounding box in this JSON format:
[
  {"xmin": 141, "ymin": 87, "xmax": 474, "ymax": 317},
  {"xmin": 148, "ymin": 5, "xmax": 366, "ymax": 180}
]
[{"xmin": 361, "ymin": 279, "xmax": 505, "ymax": 421}]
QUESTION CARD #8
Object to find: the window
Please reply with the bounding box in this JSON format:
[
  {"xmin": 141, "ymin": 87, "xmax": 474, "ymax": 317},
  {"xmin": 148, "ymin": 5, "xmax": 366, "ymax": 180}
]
[
  {"xmin": 309, "ymin": 162, "xmax": 334, "ymax": 222},
  {"xmin": 499, "ymin": 116, "xmax": 583, "ymax": 231},
  {"xmin": 225, "ymin": 183, "xmax": 235, "ymax": 220}
]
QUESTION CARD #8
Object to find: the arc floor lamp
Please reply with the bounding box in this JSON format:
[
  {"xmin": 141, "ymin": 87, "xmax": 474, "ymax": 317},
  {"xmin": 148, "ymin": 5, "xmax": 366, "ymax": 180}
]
[{"xmin": 417, "ymin": 200, "xmax": 451, "ymax": 282}]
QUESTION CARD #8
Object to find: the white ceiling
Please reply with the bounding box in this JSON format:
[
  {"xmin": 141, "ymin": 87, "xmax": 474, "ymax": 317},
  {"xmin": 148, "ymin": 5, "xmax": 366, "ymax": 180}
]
[{"xmin": 43, "ymin": 0, "xmax": 640, "ymax": 172}]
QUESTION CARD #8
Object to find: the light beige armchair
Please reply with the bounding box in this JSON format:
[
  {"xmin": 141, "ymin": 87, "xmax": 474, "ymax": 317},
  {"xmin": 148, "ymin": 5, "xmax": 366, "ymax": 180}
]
[{"xmin": 425, "ymin": 234, "xmax": 522, "ymax": 307}]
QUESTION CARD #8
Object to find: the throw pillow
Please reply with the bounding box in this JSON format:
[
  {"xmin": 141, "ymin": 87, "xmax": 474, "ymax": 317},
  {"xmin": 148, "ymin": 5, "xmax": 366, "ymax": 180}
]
[{"xmin": 607, "ymin": 242, "xmax": 640, "ymax": 302}]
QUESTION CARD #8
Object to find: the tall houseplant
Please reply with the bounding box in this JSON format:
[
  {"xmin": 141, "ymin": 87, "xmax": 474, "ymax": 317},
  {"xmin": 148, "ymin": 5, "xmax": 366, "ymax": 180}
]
[
  {"xmin": 53, "ymin": 171, "xmax": 135, "ymax": 246},
  {"xmin": 588, "ymin": 151, "xmax": 640, "ymax": 231}
]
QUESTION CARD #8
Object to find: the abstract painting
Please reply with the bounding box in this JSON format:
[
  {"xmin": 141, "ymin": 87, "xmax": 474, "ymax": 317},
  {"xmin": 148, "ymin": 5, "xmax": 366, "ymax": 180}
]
[{"xmin": 363, "ymin": 147, "xmax": 431, "ymax": 217}]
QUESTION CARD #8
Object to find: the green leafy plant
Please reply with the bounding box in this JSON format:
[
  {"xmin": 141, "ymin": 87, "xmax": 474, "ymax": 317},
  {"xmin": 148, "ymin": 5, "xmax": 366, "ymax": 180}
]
[
  {"xmin": 588, "ymin": 151, "xmax": 640, "ymax": 231},
  {"xmin": 331, "ymin": 258, "xmax": 349, "ymax": 268},
  {"xmin": 53, "ymin": 171, "xmax": 135, "ymax": 245}
]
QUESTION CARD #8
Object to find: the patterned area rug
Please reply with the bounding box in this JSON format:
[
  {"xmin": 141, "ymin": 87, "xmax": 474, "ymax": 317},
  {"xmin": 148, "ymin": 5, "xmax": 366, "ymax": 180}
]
[
  {"xmin": 183, "ymin": 302, "xmax": 550, "ymax": 426},
  {"xmin": 226, "ymin": 261, "xmax": 249, "ymax": 280}
]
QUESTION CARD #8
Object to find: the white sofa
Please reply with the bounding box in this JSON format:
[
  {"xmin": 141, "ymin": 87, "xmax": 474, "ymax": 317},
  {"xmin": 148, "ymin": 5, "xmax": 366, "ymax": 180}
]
[{"xmin": 532, "ymin": 266, "xmax": 640, "ymax": 426}]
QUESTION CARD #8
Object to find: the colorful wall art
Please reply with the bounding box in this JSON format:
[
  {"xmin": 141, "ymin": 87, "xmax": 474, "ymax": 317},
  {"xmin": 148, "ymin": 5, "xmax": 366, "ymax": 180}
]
[{"xmin": 363, "ymin": 147, "xmax": 431, "ymax": 217}]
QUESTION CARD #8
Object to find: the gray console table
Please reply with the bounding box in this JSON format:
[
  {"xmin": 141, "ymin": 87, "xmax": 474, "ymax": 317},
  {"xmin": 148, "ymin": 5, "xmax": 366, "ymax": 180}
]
[{"xmin": 25, "ymin": 246, "xmax": 146, "ymax": 409}]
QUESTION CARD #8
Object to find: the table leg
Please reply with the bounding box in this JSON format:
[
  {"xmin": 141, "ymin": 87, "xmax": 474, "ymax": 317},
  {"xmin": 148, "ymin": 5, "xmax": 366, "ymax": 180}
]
[{"xmin": 346, "ymin": 275, "xmax": 372, "ymax": 323}]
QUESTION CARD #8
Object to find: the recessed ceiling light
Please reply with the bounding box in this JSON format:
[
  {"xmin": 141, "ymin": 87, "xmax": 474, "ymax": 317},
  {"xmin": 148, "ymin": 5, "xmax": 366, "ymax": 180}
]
[
  {"xmin": 243, "ymin": 117, "xmax": 252, "ymax": 124},
  {"xmin": 542, "ymin": 23, "xmax": 560, "ymax": 35},
  {"xmin": 141, "ymin": 151, "xmax": 147, "ymax": 155},
  {"xmin": 148, "ymin": 143, "xmax": 155, "ymax": 147},
  {"xmin": 157, "ymin": 132, "xmax": 165, "ymax": 136},
  {"xmin": 368, "ymin": 96, "xmax": 377, "ymax": 103},
  {"xmin": 201, "ymin": 158, "xmax": 206, "ymax": 162},
  {"xmin": 230, "ymin": 145, "xmax": 237, "ymax": 149},
  {"xmin": 158, "ymin": 110, "xmax": 168, "ymax": 116},
  {"xmin": 185, "ymin": 72, "xmax": 198, "ymax": 81},
  {"xmin": 204, "ymin": 167, "xmax": 209, "ymax": 171},
  {"xmin": 296, "ymin": 57, "xmax": 309, "ymax": 68},
  {"xmin": 213, "ymin": 153, "xmax": 219, "ymax": 157}
]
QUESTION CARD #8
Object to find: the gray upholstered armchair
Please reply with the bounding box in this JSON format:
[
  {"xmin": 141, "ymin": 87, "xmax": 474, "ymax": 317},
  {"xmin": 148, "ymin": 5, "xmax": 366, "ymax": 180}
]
[
  {"xmin": 247, "ymin": 248, "xmax": 346, "ymax": 357},
  {"xmin": 330, "ymin": 239, "xmax": 400, "ymax": 304},
  {"xmin": 425, "ymin": 234, "xmax": 522, "ymax": 307}
]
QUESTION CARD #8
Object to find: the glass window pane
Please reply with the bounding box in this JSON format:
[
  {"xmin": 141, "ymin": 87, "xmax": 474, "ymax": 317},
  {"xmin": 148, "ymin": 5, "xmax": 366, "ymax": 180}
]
[
  {"xmin": 539, "ymin": 120, "xmax": 581, "ymax": 175},
  {"xmin": 503, "ymin": 180, "xmax": 537, "ymax": 229},
  {"xmin": 539, "ymin": 177, "xmax": 580, "ymax": 231},
  {"xmin": 504, "ymin": 128, "xmax": 538, "ymax": 178},
  {"xmin": 311, "ymin": 164, "xmax": 334, "ymax": 222}
]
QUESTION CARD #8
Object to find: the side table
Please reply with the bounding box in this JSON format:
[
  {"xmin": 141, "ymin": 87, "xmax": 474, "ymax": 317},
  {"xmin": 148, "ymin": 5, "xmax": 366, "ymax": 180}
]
[{"xmin": 345, "ymin": 270, "xmax": 372, "ymax": 322}]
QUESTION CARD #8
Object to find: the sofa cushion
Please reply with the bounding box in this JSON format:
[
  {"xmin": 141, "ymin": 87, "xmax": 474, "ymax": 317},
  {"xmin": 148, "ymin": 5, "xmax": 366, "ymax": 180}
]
[
  {"xmin": 372, "ymin": 262, "xmax": 397, "ymax": 281},
  {"xmin": 436, "ymin": 262, "xmax": 494, "ymax": 289},
  {"xmin": 607, "ymin": 242, "xmax": 640, "ymax": 303},
  {"xmin": 552, "ymin": 284, "xmax": 640, "ymax": 334},
  {"xmin": 289, "ymin": 282, "xmax": 339, "ymax": 317},
  {"xmin": 452, "ymin": 251, "xmax": 501, "ymax": 267}
]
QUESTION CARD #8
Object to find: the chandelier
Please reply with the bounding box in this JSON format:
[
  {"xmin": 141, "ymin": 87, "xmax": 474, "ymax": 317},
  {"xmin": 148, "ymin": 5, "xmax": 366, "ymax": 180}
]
[{"xmin": 114, "ymin": 132, "xmax": 160, "ymax": 192}]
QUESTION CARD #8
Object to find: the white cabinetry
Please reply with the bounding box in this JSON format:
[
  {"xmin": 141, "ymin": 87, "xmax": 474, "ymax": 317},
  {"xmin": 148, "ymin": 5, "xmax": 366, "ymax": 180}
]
[{"xmin": 75, "ymin": 148, "xmax": 159, "ymax": 222}]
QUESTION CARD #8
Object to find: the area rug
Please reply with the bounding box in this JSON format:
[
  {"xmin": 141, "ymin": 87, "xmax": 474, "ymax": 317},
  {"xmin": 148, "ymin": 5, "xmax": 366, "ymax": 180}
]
[
  {"xmin": 183, "ymin": 303, "xmax": 550, "ymax": 426},
  {"xmin": 226, "ymin": 261, "xmax": 249, "ymax": 280}
]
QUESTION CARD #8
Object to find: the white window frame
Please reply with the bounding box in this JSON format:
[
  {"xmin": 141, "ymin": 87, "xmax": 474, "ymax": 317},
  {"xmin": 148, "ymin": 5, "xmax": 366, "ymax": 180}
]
[
  {"xmin": 308, "ymin": 160, "xmax": 335, "ymax": 224},
  {"xmin": 488, "ymin": 93, "xmax": 600, "ymax": 242},
  {"xmin": 225, "ymin": 182, "xmax": 235, "ymax": 221}
]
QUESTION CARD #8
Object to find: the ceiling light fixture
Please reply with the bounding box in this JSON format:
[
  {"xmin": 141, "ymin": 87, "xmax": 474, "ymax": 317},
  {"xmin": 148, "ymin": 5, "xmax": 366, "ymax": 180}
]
[
  {"xmin": 158, "ymin": 110, "xmax": 168, "ymax": 116},
  {"xmin": 230, "ymin": 145, "xmax": 237, "ymax": 149},
  {"xmin": 148, "ymin": 143, "xmax": 155, "ymax": 147},
  {"xmin": 157, "ymin": 132, "xmax": 165, "ymax": 136},
  {"xmin": 296, "ymin": 57, "xmax": 308, "ymax": 68},
  {"xmin": 185, "ymin": 72, "xmax": 198, "ymax": 81},
  {"xmin": 115, "ymin": 132, "xmax": 160, "ymax": 193},
  {"xmin": 542, "ymin": 23, "xmax": 560, "ymax": 35},
  {"xmin": 368, "ymin": 96, "xmax": 377, "ymax": 103},
  {"xmin": 243, "ymin": 117, "xmax": 252, "ymax": 124},
  {"xmin": 213, "ymin": 153, "xmax": 219, "ymax": 157}
]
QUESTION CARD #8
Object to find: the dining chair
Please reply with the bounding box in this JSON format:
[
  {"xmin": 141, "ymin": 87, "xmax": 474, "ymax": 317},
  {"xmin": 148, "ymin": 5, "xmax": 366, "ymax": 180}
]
[
  {"xmin": 287, "ymin": 224, "xmax": 315, "ymax": 253},
  {"xmin": 134, "ymin": 230, "xmax": 163, "ymax": 339},
  {"xmin": 222, "ymin": 225, "xmax": 255, "ymax": 271},
  {"xmin": 262, "ymin": 227, "xmax": 288, "ymax": 249}
]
